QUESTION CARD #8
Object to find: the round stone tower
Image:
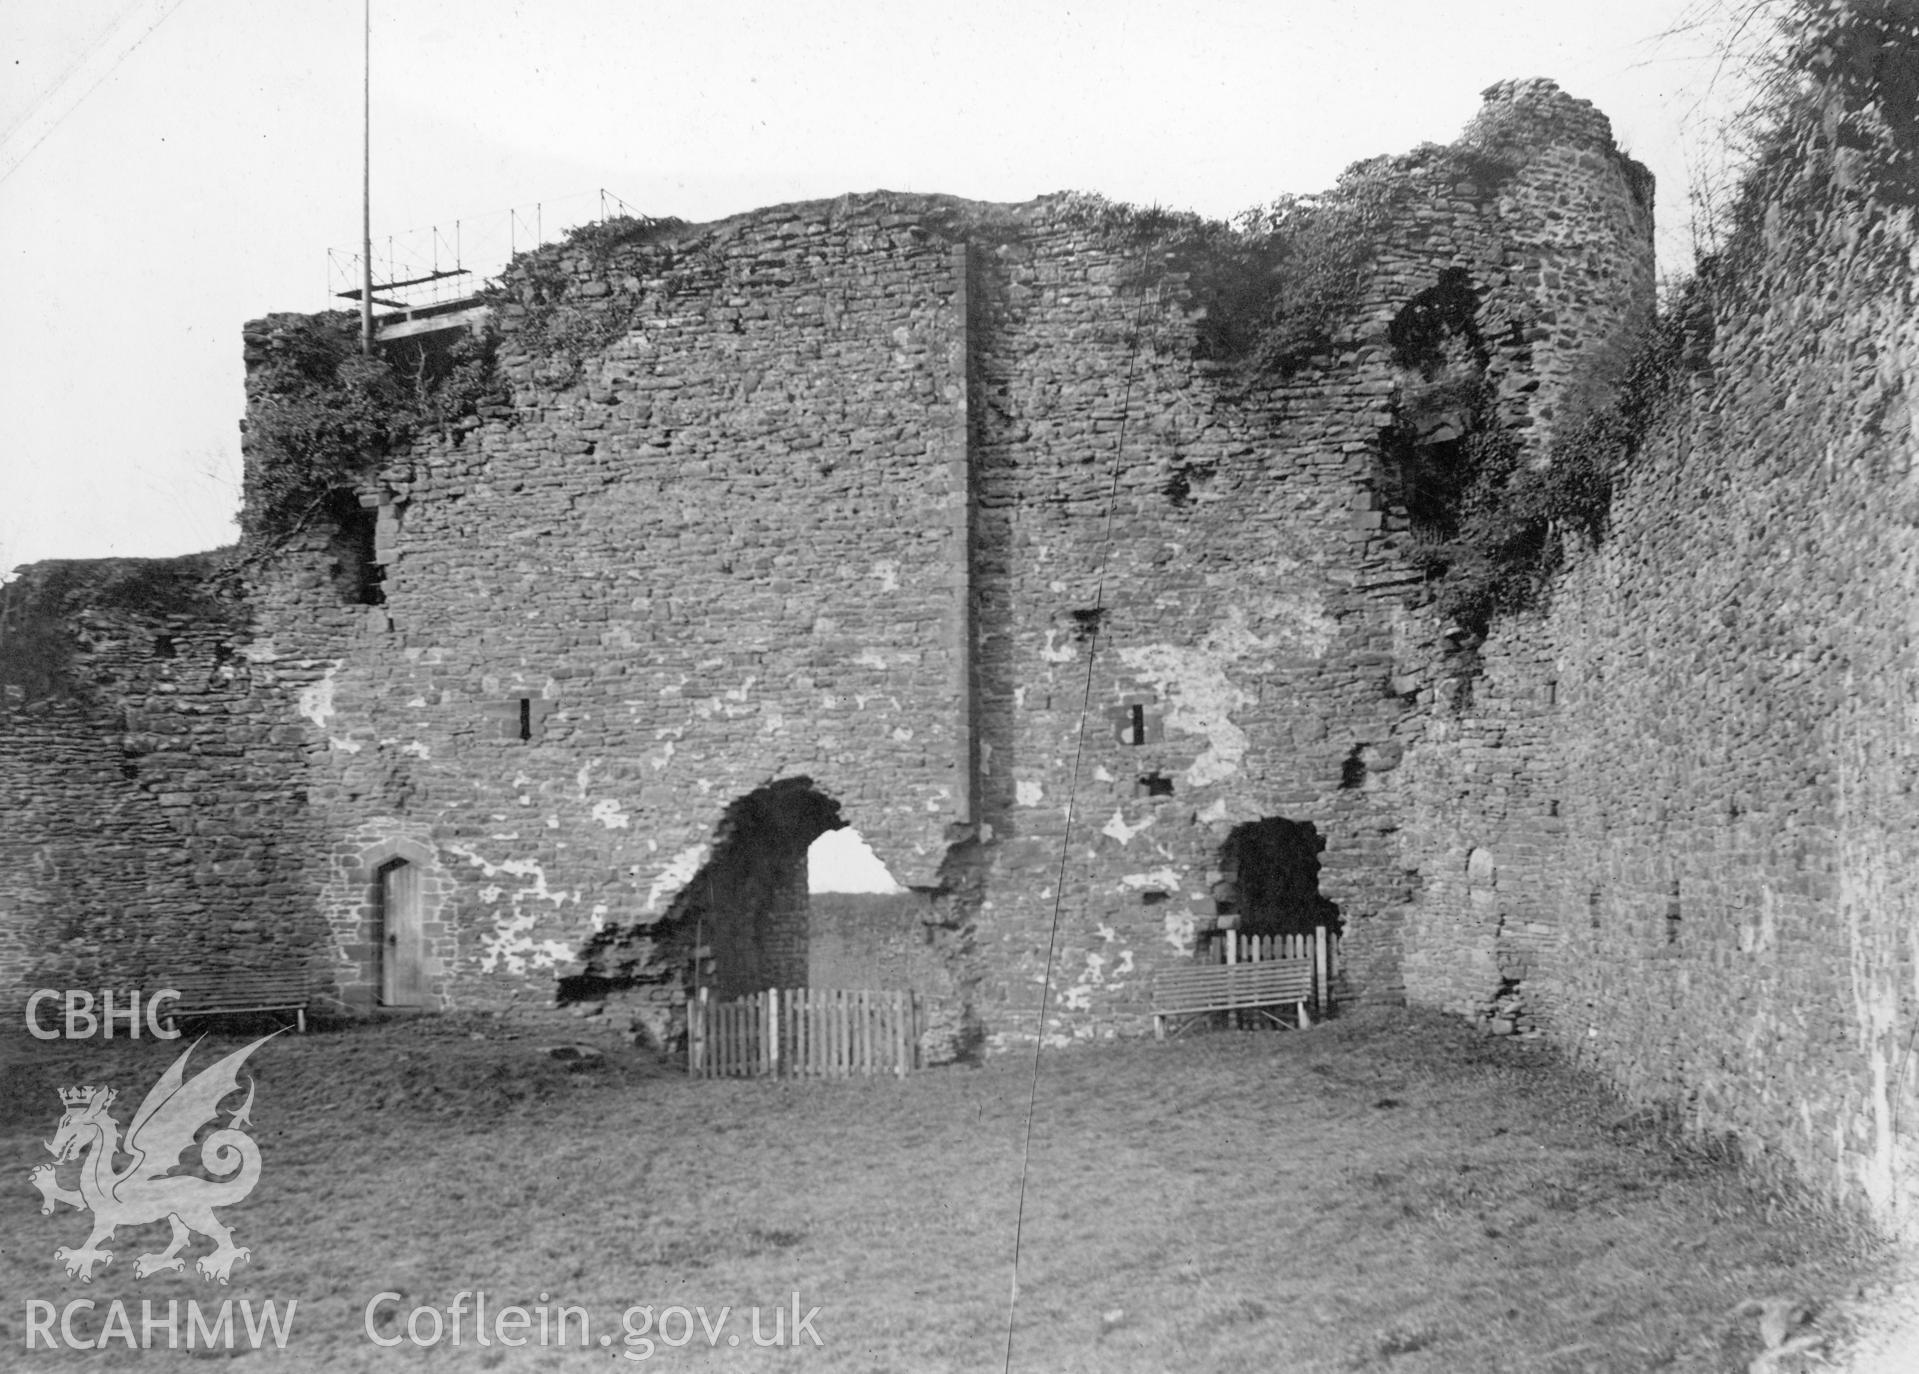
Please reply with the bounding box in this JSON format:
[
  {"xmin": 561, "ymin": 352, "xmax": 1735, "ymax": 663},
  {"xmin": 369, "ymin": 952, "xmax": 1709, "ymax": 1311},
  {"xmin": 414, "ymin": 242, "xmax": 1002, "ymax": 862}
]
[{"xmin": 1463, "ymin": 77, "xmax": 1658, "ymax": 451}]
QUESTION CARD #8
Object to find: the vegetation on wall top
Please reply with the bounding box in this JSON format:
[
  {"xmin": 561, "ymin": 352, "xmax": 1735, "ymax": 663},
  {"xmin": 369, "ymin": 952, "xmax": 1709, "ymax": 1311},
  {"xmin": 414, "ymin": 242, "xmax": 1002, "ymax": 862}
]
[
  {"xmin": 240, "ymin": 312, "xmax": 497, "ymax": 554},
  {"xmin": 0, "ymin": 554, "xmax": 239, "ymax": 705},
  {"xmin": 1400, "ymin": 0, "xmax": 1916, "ymax": 641},
  {"xmin": 484, "ymin": 215, "xmax": 705, "ymax": 386},
  {"xmin": 1059, "ymin": 143, "xmax": 1518, "ymax": 385},
  {"xmin": 1704, "ymin": 0, "xmax": 1919, "ymax": 268},
  {"xmin": 1406, "ymin": 302, "xmax": 1693, "ymax": 637}
]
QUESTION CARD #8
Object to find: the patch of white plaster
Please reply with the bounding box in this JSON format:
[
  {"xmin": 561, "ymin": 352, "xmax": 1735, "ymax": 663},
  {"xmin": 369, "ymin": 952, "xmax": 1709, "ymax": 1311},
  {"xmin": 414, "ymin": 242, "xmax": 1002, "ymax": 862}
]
[
  {"xmin": 240, "ymin": 639, "xmax": 279, "ymax": 663},
  {"xmin": 297, "ymin": 663, "xmax": 343, "ymax": 728},
  {"xmin": 1064, "ymin": 924, "xmax": 1137, "ymax": 1010},
  {"xmin": 447, "ymin": 848, "xmax": 575, "ymax": 990},
  {"xmin": 1118, "ymin": 606, "xmax": 1319, "ymax": 788},
  {"xmin": 1121, "ymin": 867, "xmax": 1182, "ymax": 892},
  {"xmin": 1093, "ymin": 766, "xmax": 1115, "ymax": 783},
  {"xmin": 1102, "ymin": 808, "xmax": 1152, "ymax": 845},
  {"xmin": 477, "ymin": 907, "xmax": 575, "ymax": 975},
  {"xmin": 446, "ymin": 847, "xmax": 576, "ymax": 908},
  {"xmin": 1161, "ymin": 906, "xmax": 1198, "ymax": 954},
  {"xmin": 1016, "ymin": 779, "xmax": 1045, "ymax": 806},
  {"xmin": 872, "ymin": 560, "xmax": 900, "ymax": 592},
  {"xmin": 855, "ymin": 648, "xmax": 890, "ymax": 670},
  {"xmin": 591, "ymin": 798, "xmax": 631, "ymax": 829},
  {"xmin": 646, "ymin": 843, "xmax": 710, "ymax": 914},
  {"xmin": 400, "ymin": 741, "xmax": 430, "ymax": 759},
  {"xmin": 1061, "ymin": 953, "xmax": 1104, "ymax": 1010},
  {"xmin": 1040, "ymin": 630, "xmax": 1076, "ymax": 664},
  {"xmin": 980, "ymin": 740, "xmax": 994, "ymax": 775}
]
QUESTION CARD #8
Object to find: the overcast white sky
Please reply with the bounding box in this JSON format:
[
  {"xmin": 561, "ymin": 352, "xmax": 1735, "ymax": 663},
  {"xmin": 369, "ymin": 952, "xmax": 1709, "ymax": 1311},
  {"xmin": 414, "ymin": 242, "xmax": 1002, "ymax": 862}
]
[{"xmin": 2, "ymin": 1, "xmax": 1757, "ymax": 577}]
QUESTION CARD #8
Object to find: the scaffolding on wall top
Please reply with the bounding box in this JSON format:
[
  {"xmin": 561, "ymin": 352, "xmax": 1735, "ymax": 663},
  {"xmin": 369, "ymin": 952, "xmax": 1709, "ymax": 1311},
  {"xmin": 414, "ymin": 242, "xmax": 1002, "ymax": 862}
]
[{"xmin": 328, "ymin": 188, "xmax": 640, "ymax": 313}]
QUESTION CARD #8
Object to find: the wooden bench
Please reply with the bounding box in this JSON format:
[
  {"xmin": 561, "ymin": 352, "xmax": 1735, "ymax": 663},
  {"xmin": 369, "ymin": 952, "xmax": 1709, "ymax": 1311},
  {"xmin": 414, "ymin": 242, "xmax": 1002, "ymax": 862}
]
[
  {"xmin": 1153, "ymin": 958, "xmax": 1316, "ymax": 1038},
  {"xmin": 158, "ymin": 971, "xmax": 312, "ymax": 1034}
]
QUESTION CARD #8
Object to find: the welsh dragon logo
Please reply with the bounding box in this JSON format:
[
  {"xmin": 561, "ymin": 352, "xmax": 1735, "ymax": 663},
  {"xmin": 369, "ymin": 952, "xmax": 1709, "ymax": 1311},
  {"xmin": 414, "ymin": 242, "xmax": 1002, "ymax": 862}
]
[{"xmin": 28, "ymin": 1034, "xmax": 274, "ymax": 1284}]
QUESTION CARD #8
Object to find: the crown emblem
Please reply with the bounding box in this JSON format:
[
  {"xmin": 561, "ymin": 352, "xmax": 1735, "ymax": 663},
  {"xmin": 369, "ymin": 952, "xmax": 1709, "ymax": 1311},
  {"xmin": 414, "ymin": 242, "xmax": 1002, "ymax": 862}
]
[{"xmin": 58, "ymin": 1086, "xmax": 101, "ymax": 1108}]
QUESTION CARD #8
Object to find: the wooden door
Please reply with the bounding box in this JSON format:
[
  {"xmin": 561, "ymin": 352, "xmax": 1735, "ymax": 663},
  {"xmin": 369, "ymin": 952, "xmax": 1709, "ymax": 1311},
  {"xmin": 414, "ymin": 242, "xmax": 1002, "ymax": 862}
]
[{"xmin": 378, "ymin": 859, "xmax": 425, "ymax": 1006}]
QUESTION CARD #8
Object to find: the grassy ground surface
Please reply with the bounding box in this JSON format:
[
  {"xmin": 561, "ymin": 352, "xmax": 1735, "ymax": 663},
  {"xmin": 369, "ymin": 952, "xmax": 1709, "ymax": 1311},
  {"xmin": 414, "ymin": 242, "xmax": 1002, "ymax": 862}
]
[{"xmin": 0, "ymin": 1007, "xmax": 1901, "ymax": 1371}]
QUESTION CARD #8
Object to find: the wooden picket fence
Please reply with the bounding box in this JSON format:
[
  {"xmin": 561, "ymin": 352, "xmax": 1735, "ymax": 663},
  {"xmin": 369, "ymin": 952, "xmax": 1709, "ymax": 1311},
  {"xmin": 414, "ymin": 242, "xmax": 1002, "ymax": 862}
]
[
  {"xmin": 1201, "ymin": 926, "xmax": 1339, "ymax": 1011},
  {"xmin": 688, "ymin": 986, "xmax": 917, "ymax": 1079}
]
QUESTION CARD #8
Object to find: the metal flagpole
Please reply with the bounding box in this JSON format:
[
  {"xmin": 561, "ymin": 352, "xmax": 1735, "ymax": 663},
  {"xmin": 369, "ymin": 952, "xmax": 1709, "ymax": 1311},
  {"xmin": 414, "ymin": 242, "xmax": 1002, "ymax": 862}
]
[{"xmin": 360, "ymin": 0, "xmax": 372, "ymax": 354}]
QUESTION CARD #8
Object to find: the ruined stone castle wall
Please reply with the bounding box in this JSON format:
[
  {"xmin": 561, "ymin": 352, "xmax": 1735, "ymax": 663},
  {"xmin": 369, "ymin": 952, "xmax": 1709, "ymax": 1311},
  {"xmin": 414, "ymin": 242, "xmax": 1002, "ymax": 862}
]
[
  {"xmin": 3, "ymin": 79, "xmax": 1654, "ymax": 1048},
  {"xmin": 963, "ymin": 214, "xmax": 1426, "ymax": 1042},
  {"xmin": 244, "ymin": 201, "xmax": 979, "ymax": 1015},
  {"xmin": 0, "ymin": 557, "xmax": 327, "ymax": 1013},
  {"xmin": 1399, "ymin": 155, "xmax": 1919, "ymax": 1239},
  {"xmin": 1453, "ymin": 78, "xmax": 1657, "ymax": 447}
]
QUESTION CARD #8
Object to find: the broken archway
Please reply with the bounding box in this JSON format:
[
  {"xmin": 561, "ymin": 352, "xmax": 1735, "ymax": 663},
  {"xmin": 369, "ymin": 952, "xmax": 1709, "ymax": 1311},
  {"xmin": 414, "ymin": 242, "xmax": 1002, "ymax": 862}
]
[
  {"xmin": 570, "ymin": 777, "xmax": 976, "ymax": 1060},
  {"xmin": 580, "ymin": 779, "xmax": 846, "ymax": 1017},
  {"xmin": 678, "ymin": 779, "xmax": 847, "ymax": 1000},
  {"xmin": 1212, "ymin": 817, "xmax": 1342, "ymax": 949}
]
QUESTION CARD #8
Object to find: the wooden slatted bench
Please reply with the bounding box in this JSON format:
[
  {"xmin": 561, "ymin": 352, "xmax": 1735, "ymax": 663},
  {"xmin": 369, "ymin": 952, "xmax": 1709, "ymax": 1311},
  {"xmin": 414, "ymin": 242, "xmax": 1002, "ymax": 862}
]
[
  {"xmin": 1153, "ymin": 958, "xmax": 1316, "ymax": 1038},
  {"xmin": 158, "ymin": 971, "xmax": 311, "ymax": 1034}
]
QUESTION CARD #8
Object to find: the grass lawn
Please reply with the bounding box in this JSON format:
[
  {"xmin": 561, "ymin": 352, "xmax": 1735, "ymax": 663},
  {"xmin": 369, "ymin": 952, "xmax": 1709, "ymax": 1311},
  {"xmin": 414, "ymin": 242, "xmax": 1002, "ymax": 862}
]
[{"xmin": 0, "ymin": 1006, "xmax": 1898, "ymax": 1371}]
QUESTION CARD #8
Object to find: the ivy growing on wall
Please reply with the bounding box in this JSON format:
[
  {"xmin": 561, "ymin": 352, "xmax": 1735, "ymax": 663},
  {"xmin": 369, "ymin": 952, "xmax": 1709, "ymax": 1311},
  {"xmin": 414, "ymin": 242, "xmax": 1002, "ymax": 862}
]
[
  {"xmin": 0, "ymin": 554, "xmax": 239, "ymax": 703},
  {"xmin": 240, "ymin": 312, "xmax": 497, "ymax": 555},
  {"xmin": 1409, "ymin": 0, "xmax": 1917, "ymax": 638},
  {"xmin": 1404, "ymin": 295, "xmax": 1692, "ymax": 636},
  {"xmin": 484, "ymin": 214, "xmax": 705, "ymax": 385},
  {"xmin": 1686, "ymin": 0, "xmax": 1919, "ymax": 281},
  {"xmin": 1060, "ymin": 143, "xmax": 1517, "ymax": 385}
]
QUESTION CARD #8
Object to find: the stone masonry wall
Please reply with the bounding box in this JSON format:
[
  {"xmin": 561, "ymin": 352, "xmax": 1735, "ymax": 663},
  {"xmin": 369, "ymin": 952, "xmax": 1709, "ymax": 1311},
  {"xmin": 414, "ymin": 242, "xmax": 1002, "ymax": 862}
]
[
  {"xmin": 965, "ymin": 79, "xmax": 1651, "ymax": 1045},
  {"xmin": 244, "ymin": 197, "xmax": 980, "ymax": 1018},
  {"xmin": 0, "ymin": 556, "xmax": 328, "ymax": 1018},
  {"xmin": 1398, "ymin": 140, "xmax": 1919, "ymax": 1239},
  {"xmin": 807, "ymin": 891, "xmax": 955, "ymax": 996},
  {"xmin": 4, "ymin": 79, "xmax": 1652, "ymax": 1053}
]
